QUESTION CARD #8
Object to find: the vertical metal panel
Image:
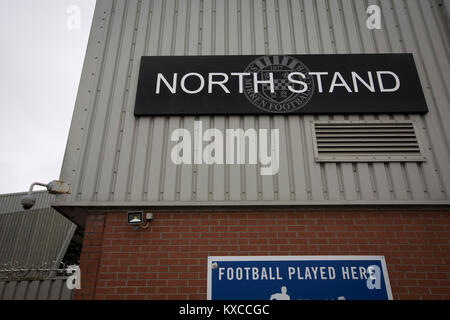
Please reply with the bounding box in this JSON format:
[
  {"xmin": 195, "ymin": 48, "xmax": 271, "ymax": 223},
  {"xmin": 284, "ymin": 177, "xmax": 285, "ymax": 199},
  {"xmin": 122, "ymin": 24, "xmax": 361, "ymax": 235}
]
[
  {"xmin": 25, "ymin": 281, "xmax": 40, "ymax": 300},
  {"xmin": 13, "ymin": 282, "xmax": 28, "ymax": 300},
  {"xmin": 0, "ymin": 280, "xmax": 71, "ymax": 300},
  {"xmin": 56, "ymin": 0, "xmax": 450, "ymax": 207},
  {"xmin": 2, "ymin": 282, "xmax": 16, "ymax": 300}
]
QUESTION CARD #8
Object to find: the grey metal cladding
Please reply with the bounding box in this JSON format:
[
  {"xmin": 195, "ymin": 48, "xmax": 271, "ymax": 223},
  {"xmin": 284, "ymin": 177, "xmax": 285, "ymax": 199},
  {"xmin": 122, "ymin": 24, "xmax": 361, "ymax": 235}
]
[
  {"xmin": 0, "ymin": 191, "xmax": 54, "ymax": 214},
  {"xmin": 0, "ymin": 279, "xmax": 73, "ymax": 300},
  {"xmin": 0, "ymin": 192, "xmax": 76, "ymax": 270},
  {"xmin": 56, "ymin": 0, "xmax": 450, "ymax": 206}
]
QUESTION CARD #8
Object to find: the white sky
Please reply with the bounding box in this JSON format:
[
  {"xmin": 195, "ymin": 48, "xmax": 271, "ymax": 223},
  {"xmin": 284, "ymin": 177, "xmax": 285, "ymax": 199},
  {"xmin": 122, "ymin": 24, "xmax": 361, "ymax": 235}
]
[{"xmin": 0, "ymin": 0, "xmax": 96, "ymax": 194}]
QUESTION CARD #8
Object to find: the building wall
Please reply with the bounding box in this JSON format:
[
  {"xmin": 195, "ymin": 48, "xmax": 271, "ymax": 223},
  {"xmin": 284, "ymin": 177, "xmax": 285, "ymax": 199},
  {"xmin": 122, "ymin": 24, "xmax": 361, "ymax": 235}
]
[
  {"xmin": 75, "ymin": 210, "xmax": 450, "ymax": 300},
  {"xmin": 62, "ymin": 0, "xmax": 450, "ymax": 301},
  {"xmin": 0, "ymin": 278, "xmax": 73, "ymax": 300},
  {"xmin": 56, "ymin": 0, "xmax": 450, "ymax": 207}
]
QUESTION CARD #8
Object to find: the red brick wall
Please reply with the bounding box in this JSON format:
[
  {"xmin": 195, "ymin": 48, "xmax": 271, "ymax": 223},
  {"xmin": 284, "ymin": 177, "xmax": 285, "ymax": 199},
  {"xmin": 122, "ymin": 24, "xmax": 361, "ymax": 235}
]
[{"xmin": 74, "ymin": 210, "xmax": 450, "ymax": 300}]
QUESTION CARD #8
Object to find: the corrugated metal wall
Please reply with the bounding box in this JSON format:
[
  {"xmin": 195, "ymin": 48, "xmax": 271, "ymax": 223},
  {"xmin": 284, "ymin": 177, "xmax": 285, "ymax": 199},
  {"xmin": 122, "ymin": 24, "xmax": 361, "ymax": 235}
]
[
  {"xmin": 0, "ymin": 191, "xmax": 55, "ymax": 214},
  {"xmin": 0, "ymin": 278, "xmax": 73, "ymax": 300},
  {"xmin": 57, "ymin": 0, "xmax": 450, "ymax": 206},
  {"xmin": 0, "ymin": 192, "xmax": 76, "ymax": 270}
]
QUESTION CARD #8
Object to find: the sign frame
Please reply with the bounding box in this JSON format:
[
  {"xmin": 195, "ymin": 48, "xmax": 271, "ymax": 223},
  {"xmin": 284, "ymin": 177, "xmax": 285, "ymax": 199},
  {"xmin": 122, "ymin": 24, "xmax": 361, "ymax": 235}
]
[
  {"xmin": 134, "ymin": 54, "xmax": 428, "ymax": 116},
  {"xmin": 207, "ymin": 255, "xmax": 393, "ymax": 300}
]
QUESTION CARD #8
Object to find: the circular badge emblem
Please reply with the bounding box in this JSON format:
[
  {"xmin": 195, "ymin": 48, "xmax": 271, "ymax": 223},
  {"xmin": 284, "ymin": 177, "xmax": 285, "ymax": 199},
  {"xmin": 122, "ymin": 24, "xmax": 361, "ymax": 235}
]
[{"xmin": 243, "ymin": 55, "xmax": 315, "ymax": 113}]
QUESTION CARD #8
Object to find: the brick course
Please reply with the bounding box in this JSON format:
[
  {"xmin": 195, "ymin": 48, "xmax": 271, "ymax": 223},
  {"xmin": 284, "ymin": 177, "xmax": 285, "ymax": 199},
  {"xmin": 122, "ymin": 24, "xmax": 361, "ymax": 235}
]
[{"xmin": 75, "ymin": 211, "xmax": 450, "ymax": 300}]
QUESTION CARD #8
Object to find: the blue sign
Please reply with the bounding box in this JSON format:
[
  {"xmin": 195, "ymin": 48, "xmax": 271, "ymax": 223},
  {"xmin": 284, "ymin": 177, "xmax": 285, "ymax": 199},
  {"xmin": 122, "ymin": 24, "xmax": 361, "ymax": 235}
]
[{"xmin": 207, "ymin": 256, "xmax": 392, "ymax": 300}]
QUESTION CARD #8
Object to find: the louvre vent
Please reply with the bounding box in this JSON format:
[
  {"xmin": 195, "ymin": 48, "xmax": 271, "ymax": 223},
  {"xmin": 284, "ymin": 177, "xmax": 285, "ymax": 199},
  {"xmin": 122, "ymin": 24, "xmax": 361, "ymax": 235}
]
[{"xmin": 311, "ymin": 120, "xmax": 426, "ymax": 162}]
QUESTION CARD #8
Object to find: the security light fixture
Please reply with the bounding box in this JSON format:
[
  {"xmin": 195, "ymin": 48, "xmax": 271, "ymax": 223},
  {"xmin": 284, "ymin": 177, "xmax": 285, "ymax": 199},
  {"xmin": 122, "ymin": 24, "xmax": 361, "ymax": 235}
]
[
  {"xmin": 127, "ymin": 211, "xmax": 152, "ymax": 230},
  {"xmin": 21, "ymin": 180, "xmax": 70, "ymax": 210},
  {"xmin": 127, "ymin": 211, "xmax": 144, "ymax": 225}
]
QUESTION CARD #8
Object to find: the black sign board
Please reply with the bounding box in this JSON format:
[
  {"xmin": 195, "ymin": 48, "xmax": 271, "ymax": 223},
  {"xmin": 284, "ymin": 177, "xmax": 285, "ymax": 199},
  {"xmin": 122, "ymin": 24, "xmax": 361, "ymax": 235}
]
[{"xmin": 134, "ymin": 54, "xmax": 428, "ymax": 116}]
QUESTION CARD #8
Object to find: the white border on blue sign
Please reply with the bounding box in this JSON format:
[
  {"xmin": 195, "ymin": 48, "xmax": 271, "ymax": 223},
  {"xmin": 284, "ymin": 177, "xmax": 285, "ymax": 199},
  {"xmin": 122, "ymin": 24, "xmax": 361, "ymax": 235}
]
[{"xmin": 207, "ymin": 255, "xmax": 393, "ymax": 300}]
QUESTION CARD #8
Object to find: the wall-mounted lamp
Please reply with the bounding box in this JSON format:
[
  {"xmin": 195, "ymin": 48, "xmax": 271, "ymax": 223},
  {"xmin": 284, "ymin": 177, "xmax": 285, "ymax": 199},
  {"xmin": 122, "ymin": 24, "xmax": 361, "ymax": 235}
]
[
  {"xmin": 127, "ymin": 211, "xmax": 153, "ymax": 230},
  {"xmin": 21, "ymin": 180, "xmax": 70, "ymax": 210}
]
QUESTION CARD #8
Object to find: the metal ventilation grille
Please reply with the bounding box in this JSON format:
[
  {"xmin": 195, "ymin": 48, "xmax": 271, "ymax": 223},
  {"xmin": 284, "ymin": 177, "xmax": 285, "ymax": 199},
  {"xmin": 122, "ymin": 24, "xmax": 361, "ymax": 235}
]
[{"xmin": 311, "ymin": 120, "xmax": 426, "ymax": 162}]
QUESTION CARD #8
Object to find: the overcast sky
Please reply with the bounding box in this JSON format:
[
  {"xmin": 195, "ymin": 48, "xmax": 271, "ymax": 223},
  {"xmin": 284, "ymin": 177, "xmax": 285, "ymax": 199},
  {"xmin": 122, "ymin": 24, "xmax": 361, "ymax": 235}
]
[{"xmin": 0, "ymin": 0, "xmax": 96, "ymax": 194}]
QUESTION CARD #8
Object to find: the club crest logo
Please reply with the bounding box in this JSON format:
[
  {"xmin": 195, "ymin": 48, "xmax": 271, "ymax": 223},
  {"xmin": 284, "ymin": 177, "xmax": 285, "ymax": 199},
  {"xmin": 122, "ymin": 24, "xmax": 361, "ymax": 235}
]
[{"xmin": 243, "ymin": 55, "xmax": 315, "ymax": 113}]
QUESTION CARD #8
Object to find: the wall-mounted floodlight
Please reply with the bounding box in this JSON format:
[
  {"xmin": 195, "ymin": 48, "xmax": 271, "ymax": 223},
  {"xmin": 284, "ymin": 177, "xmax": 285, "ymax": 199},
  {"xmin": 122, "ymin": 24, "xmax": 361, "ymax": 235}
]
[
  {"xmin": 21, "ymin": 180, "xmax": 70, "ymax": 210},
  {"xmin": 127, "ymin": 211, "xmax": 153, "ymax": 230},
  {"xmin": 127, "ymin": 211, "xmax": 144, "ymax": 225}
]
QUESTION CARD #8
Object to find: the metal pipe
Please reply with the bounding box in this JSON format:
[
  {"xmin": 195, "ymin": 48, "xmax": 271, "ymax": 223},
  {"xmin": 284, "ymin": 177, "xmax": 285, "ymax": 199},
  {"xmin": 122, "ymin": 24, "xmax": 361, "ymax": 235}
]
[{"xmin": 28, "ymin": 182, "xmax": 48, "ymax": 195}]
